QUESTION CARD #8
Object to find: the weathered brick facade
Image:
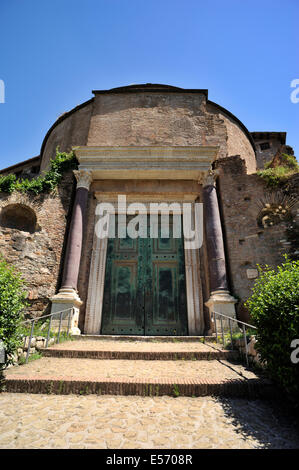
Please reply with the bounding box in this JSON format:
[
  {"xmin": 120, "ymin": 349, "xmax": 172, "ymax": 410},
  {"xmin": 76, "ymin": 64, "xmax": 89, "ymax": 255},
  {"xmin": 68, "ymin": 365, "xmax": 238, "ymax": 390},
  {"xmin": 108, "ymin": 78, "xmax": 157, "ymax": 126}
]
[
  {"xmin": 0, "ymin": 84, "xmax": 297, "ymax": 328},
  {"xmin": 0, "ymin": 172, "xmax": 75, "ymax": 317},
  {"xmin": 215, "ymin": 156, "xmax": 299, "ymax": 320}
]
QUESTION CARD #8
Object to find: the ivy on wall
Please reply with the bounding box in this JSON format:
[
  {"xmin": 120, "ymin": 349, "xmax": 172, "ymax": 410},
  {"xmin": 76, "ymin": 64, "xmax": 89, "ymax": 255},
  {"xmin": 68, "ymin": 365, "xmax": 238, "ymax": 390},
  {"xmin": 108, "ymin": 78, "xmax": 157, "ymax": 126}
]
[
  {"xmin": 257, "ymin": 153, "xmax": 299, "ymax": 188},
  {"xmin": 0, "ymin": 150, "xmax": 77, "ymax": 195}
]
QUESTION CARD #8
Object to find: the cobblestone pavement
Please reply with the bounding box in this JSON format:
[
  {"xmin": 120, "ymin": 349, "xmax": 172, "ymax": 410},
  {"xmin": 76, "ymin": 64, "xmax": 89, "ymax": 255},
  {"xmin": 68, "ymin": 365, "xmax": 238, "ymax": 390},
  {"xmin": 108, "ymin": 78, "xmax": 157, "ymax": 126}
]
[{"xmin": 0, "ymin": 393, "xmax": 298, "ymax": 449}]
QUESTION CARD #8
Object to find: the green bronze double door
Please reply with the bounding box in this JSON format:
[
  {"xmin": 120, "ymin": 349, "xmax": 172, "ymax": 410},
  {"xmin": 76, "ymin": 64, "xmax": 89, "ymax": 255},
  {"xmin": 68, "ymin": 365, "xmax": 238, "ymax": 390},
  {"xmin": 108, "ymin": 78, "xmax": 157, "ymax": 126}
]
[{"xmin": 101, "ymin": 215, "xmax": 188, "ymax": 335}]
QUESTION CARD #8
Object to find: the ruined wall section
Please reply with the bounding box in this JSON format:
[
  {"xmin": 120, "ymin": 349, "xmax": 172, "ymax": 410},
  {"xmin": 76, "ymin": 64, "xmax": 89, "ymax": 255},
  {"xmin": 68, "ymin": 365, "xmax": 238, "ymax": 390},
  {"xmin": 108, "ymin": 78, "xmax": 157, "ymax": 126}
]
[
  {"xmin": 254, "ymin": 137, "xmax": 282, "ymax": 169},
  {"xmin": 0, "ymin": 172, "xmax": 75, "ymax": 317},
  {"xmin": 215, "ymin": 156, "xmax": 299, "ymax": 321}
]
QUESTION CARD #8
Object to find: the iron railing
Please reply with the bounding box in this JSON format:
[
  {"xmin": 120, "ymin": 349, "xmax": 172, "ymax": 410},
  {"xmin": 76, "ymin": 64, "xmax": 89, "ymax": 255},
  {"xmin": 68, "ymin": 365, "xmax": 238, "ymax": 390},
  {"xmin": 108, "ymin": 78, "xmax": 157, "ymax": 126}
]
[
  {"xmin": 21, "ymin": 307, "xmax": 74, "ymax": 363},
  {"xmin": 211, "ymin": 311, "xmax": 257, "ymax": 366},
  {"xmin": 20, "ymin": 308, "xmax": 257, "ymax": 366}
]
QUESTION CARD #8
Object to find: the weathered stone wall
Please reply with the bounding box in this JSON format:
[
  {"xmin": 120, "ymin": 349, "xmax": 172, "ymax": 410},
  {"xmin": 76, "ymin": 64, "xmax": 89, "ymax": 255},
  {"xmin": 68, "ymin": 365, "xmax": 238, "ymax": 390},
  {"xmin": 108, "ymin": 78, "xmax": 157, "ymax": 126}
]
[
  {"xmin": 0, "ymin": 157, "xmax": 40, "ymax": 177},
  {"xmin": 87, "ymin": 93, "xmax": 207, "ymax": 146},
  {"xmin": 86, "ymin": 93, "xmax": 256, "ymax": 174},
  {"xmin": 0, "ymin": 172, "xmax": 75, "ymax": 317},
  {"xmin": 254, "ymin": 137, "xmax": 282, "ymax": 169},
  {"xmin": 221, "ymin": 114, "xmax": 256, "ymax": 174},
  {"xmin": 39, "ymin": 90, "xmax": 256, "ymax": 176},
  {"xmin": 215, "ymin": 156, "xmax": 299, "ymax": 321},
  {"xmin": 205, "ymin": 103, "xmax": 256, "ymax": 173},
  {"xmin": 40, "ymin": 102, "xmax": 93, "ymax": 173}
]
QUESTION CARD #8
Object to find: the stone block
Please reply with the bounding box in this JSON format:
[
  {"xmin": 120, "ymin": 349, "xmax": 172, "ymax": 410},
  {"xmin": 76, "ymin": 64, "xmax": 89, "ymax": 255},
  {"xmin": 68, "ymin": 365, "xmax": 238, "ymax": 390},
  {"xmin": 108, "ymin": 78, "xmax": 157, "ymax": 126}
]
[
  {"xmin": 24, "ymin": 337, "xmax": 36, "ymax": 348},
  {"xmin": 246, "ymin": 269, "xmax": 258, "ymax": 279},
  {"xmin": 36, "ymin": 340, "xmax": 45, "ymax": 350}
]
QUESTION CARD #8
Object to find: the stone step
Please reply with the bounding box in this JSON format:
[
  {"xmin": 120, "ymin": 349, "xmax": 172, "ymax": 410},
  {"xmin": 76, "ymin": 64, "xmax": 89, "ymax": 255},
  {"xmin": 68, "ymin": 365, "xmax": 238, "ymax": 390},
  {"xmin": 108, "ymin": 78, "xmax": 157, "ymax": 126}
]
[
  {"xmin": 72, "ymin": 335, "xmax": 216, "ymax": 343},
  {"xmin": 4, "ymin": 357, "xmax": 274, "ymax": 398},
  {"xmin": 39, "ymin": 339, "xmax": 237, "ymax": 360},
  {"xmin": 40, "ymin": 349, "xmax": 237, "ymax": 360}
]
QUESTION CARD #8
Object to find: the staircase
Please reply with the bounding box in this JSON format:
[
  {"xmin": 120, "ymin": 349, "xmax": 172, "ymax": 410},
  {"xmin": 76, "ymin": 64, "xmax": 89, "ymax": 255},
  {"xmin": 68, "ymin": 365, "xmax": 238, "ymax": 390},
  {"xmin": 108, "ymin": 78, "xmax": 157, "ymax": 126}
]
[{"xmin": 3, "ymin": 335, "xmax": 274, "ymax": 398}]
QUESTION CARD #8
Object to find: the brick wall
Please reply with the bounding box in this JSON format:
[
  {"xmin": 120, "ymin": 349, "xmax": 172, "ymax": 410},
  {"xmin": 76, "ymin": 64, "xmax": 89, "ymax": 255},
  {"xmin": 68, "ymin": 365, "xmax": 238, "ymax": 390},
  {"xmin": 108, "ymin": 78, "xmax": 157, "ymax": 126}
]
[
  {"xmin": 254, "ymin": 137, "xmax": 282, "ymax": 169},
  {"xmin": 0, "ymin": 172, "xmax": 75, "ymax": 318},
  {"xmin": 40, "ymin": 102, "xmax": 93, "ymax": 173},
  {"xmin": 215, "ymin": 156, "xmax": 299, "ymax": 321},
  {"xmin": 39, "ymin": 91, "xmax": 256, "ymax": 177}
]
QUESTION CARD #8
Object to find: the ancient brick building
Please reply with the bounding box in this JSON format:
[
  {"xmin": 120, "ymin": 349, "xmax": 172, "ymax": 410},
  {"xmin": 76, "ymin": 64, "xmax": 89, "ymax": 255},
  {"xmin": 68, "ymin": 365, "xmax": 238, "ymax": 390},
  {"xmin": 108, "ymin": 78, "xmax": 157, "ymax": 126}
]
[{"xmin": 0, "ymin": 84, "xmax": 298, "ymax": 335}]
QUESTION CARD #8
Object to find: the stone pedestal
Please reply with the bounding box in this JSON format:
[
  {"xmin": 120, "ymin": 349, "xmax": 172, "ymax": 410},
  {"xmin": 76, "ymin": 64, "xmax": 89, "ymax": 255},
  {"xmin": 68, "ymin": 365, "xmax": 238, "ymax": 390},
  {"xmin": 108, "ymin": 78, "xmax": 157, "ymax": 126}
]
[
  {"xmin": 205, "ymin": 290, "xmax": 237, "ymax": 329},
  {"xmin": 50, "ymin": 288, "xmax": 82, "ymax": 334}
]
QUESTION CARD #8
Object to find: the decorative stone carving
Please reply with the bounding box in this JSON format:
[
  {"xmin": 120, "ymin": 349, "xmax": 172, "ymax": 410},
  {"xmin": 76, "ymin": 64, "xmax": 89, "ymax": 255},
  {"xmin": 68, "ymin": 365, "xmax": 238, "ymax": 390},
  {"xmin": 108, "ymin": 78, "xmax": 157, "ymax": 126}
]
[
  {"xmin": 84, "ymin": 212, "xmax": 109, "ymax": 334},
  {"xmin": 257, "ymin": 191, "xmax": 298, "ymax": 228},
  {"xmin": 74, "ymin": 146, "xmax": 218, "ymax": 181},
  {"xmin": 74, "ymin": 169, "xmax": 92, "ymax": 190},
  {"xmin": 184, "ymin": 246, "xmax": 203, "ymax": 335},
  {"xmin": 199, "ymin": 169, "xmax": 219, "ymax": 187}
]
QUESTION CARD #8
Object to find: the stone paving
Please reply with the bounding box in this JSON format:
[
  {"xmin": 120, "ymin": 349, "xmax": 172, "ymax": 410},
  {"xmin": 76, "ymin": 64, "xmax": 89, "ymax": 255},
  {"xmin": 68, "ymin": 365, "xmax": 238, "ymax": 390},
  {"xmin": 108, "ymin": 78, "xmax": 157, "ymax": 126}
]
[
  {"xmin": 5, "ymin": 357, "xmax": 258, "ymax": 381},
  {"xmin": 49, "ymin": 339, "xmax": 218, "ymax": 352},
  {"xmin": 0, "ymin": 393, "xmax": 298, "ymax": 449}
]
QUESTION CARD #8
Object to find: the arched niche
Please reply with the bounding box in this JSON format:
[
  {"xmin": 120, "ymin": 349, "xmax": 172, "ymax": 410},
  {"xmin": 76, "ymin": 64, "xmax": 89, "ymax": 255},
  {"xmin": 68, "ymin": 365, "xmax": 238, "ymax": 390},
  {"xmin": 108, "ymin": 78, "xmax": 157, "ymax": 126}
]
[{"xmin": 0, "ymin": 204, "xmax": 37, "ymax": 233}]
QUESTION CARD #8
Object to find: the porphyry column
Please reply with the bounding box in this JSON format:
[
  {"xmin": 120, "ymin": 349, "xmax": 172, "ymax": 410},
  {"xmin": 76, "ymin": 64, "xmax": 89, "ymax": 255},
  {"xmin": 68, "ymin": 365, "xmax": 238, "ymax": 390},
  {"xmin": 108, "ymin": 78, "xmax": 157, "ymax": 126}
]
[
  {"xmin": 202, "ymin": 170, "xmax": 237, "ymax": 320},
  {"xmin": 50, "ymin": 169, "xmax": 92, "ymax": 334}
]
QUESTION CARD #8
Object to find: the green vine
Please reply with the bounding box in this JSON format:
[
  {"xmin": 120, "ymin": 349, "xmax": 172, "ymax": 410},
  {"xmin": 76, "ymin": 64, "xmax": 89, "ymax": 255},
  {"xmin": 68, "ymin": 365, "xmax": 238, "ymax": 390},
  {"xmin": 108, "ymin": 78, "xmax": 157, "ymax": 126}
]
[{"xmin": 0, "ymin": 149, "xmax": 77, "ymax": 195}]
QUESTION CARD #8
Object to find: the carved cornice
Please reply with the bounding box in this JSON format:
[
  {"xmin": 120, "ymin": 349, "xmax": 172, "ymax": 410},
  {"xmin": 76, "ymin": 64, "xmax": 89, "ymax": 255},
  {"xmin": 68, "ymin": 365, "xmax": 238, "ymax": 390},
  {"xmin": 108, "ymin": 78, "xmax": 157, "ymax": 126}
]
[
  {"xmin": 94, "ymin": 192, "xmax": 198, "ymax": 203},
  {"xmin": 74, "ymin": 169, "xmax": 93, "ymax": 190},
  {"xmin": 73, "ymin": 146, "xmax": 219, "ymax": 181}
]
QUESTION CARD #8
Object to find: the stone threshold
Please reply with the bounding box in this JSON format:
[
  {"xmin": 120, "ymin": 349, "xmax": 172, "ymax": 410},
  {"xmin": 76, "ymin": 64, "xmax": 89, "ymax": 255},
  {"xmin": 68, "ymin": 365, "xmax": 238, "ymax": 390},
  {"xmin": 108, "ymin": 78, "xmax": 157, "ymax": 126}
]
[
  {"xmin": 39, "ymin": 348, "xmax": 237, "ymax": 361},
  {"xmin": 3, "ymin": 375, "xmax": 275, "ymax": 398},
  {"xmin": 73, "ymin": 335, "xmax": 217, "ymax": 342}
]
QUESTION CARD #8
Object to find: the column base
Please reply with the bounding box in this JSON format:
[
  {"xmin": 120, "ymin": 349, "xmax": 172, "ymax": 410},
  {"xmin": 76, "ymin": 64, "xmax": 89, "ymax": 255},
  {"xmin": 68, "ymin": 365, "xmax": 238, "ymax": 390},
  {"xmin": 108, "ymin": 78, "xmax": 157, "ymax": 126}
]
[
  {"xmin": 205, "ymin": 290, "xmax": 237, "ymax": 330},
  {"xmin": 50, "ymin": 288, "xmax": 82, "ymax": 335}
]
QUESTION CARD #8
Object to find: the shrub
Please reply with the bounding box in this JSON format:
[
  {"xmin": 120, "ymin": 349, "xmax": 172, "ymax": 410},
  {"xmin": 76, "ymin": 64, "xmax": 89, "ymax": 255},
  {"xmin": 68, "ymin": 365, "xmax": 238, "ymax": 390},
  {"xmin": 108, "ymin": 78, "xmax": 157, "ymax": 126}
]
[
  {"xmin": 245, "ymin": 257, "xmax": 299, "ymax": 399},
  {"xmin": 0, "ymin": 257, "xmax": 28, "ymax": 369},
  {"xmin": 0, "ymin": 149, "xmax": 77, "ymax": 195},
  {"xmin": 0, "ymin": 174, "xmax": 17, "ymax": 194},
  {"xmin": 258, "ymin": 154, "xmax": 299, "ymax": 187}
]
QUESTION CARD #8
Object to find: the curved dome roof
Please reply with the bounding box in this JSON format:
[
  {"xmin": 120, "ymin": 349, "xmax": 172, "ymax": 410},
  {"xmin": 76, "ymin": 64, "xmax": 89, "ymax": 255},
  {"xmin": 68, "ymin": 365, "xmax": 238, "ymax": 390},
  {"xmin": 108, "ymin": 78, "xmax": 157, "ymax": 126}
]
[{"xmin": 39, "ymin": 84, "xmax": 257, "ymax": 174}]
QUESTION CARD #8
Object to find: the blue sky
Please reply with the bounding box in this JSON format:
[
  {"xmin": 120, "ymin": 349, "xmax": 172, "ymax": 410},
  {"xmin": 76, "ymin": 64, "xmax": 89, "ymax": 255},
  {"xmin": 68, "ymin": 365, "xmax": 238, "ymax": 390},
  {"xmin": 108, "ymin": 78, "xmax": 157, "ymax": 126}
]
[{"xmin": 0, "ymin": 0, "xmax": 298, "ymax": 169}]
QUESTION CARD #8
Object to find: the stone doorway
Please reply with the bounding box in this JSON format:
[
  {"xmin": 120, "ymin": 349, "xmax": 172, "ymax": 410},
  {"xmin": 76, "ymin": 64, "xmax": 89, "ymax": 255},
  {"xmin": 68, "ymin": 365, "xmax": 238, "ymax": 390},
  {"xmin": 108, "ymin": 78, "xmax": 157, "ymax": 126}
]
[
  {"xmin": 101, "ymin": 215, "xmax": 188, "ymax": 336},
  {"xmin": 84, "ymin": 194, "xmax": 204, "ymax": 336}
]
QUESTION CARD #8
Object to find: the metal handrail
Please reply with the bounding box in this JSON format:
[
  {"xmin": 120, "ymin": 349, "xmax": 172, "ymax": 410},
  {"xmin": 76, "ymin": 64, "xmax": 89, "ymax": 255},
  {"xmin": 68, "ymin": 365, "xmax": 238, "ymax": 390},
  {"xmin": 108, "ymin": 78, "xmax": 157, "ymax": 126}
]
[
  {"xmin": 213, "ymin": 311, "xmax": 257, "ymax": 330},
  {"xmin": 212, "ymin": 311, "xmax": 257, "ymax": 367},
  {"xmin": 21, "ymin": 307, "xmax": 74, "ymax": 363},
  {"xmin": 21, "ymin": 308, "xmax": 72, "ymax": 325}
]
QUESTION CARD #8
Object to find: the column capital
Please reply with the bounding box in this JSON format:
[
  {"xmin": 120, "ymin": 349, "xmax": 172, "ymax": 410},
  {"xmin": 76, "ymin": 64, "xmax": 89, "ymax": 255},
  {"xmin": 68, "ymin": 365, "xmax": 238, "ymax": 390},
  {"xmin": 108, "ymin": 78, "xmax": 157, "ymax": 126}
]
[
  {"xmin": 74, "ymin": 169, "xmax": 93, "ymax": 190},
  {"xmin": 199, "ymin": 169, "xmax": 220, "ymax": 187}
]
